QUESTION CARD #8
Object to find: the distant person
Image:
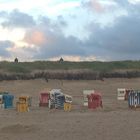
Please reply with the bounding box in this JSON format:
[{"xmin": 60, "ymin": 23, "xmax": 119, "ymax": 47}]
[
  {"xmin": 14, "ymin": 57, "xmax": 18, "ymax": 63},
  {"xmin": 59, "ymin": 57, "xmax": 64, "ymax": 62}
]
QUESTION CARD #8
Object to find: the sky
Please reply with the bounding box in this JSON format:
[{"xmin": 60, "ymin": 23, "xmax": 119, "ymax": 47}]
[{"xmin": 0, "ymin": 0, "xmax": 140, "ymax": 61}]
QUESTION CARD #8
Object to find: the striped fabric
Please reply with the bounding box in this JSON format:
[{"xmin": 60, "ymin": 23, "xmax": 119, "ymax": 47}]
[{"xmin": 128, "ymin": 90, "xmax": 140, "ymax": 107}]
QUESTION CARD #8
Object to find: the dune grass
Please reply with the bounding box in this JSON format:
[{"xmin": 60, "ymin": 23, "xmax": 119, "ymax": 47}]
[{"xmin": 0, "ymin": 60, "xmax": 140, "ymax": 74}]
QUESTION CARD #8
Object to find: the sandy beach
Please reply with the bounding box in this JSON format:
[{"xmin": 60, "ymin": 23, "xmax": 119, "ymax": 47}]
[{"xmin": 0, "ymin": 78, "xmax": 140, "ymax": 140}]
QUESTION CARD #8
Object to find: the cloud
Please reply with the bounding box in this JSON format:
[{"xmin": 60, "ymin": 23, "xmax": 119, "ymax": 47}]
[
  {"xmin": 4, "ymin": 14, "xmax": 84, "ymax": 61},
  {"xmin": 85, "ymin": 0, "xmax": 104, "ymax": 13},
  {"xmin": 33, "ymin": 35, "xmax": 85, "ymax": 59},
  {"xmin": 57, "ymin": 15, "xmax": 67, "ymax": 27},
  {"xmin": 128, "ymin": 0, "xmax": 140, "ymax": 4},
  {"xmin": 8, "ymin": 45, "xmax": 38, "ymax": 61},
  {"xmin": 6, "ymin": 4, "xmax": 140, "ymax": 61},
  {"xmin": 0, "ymin": 40, "xmax": 14, "ymax": 57},
  {"xmin": 24, "ymin": 30, "xmax": 46, "ymax": 46},
  {"xmin": 22, "ymin": 14, "xmax": 85, "ymax": 58},
  {"xmin": 1, "ymin": 9, "xmax": 35, "ymax": 28},
  {"xmin": 82, "ymin": 0, "xmax": 119, "ymax": 13},
  {"xmin": 81, "ymin": 0, "xmax": 128, "ymax": 28},
  {"xmin": 84, "ymin": 7, "xmax": 140, "ymax": 60},
  {"xmin": 0, "ymin": 11, "xmax": 7, "ymax": 17},
  {"xmin": 0, "ymin": 1, "xmax": 140, "ymax": 61}
]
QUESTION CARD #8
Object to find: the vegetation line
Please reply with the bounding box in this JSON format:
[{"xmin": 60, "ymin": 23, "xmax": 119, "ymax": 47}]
[{"xmin": 0, "ymin": 60, "xmax": 140, "ymax": 80}]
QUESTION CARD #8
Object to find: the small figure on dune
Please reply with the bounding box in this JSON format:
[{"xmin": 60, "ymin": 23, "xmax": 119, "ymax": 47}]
[
  {"xmin": 14, "ymin": 57, "xmax": 18, "ymax": 63},
  {"xmin": 59, "ymin": 57, "xmax": 64, "ymax": 62}
]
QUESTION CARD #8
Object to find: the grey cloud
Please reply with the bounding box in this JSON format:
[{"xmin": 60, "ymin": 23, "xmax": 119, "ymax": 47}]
[
  {"xmin": 38, "ymin": 16, "xmax": 67, "ymax": 33},
  {"xmin": 0, "ymin": 11, "xmax": 7, "ymax": 17},
  {"xmin": 0, "ymin": 10, "xmax": 67, "ymax": 30},
  {"xmin": 82, "ymin": 0, "xmax": 121, "ymax": 14},
  {"xmin": 0, "ymin": 41, "xmax": 13, "ymax": 57},
  {"xmin": 24, "ymin": 4, "xmax": 140, "ymax": 61},
  {"xmin": 81, "ymin": 0, "xmax": 105, "ymax": 13},
  {"xmin": 57, "ymin": 15, "xmax": 67, "ymax": 27},
  {"xmin": 1, "ymin": 3, "xmax": 140, "ymax": 61},
  {"xmin": 1, "ymin": 9, "xmax": 35, "ymax": 28},
  {"xmin": 21, "ymin": 15, "xmax": 85, "ymax": 59},
  {"xmin": 116, "ymin": 0, "xmax": 140, "ymax": 13},
  {"xmin": 115, "ymin": 0, "xmax": 129, "ymax": 5},
  {"xmin": 34, "ymin": 33, "xmax": 85, "ymax": 59},
  {"xmin": 83, "ymin": 8, "xmax": 140, "ymax": 60}
]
